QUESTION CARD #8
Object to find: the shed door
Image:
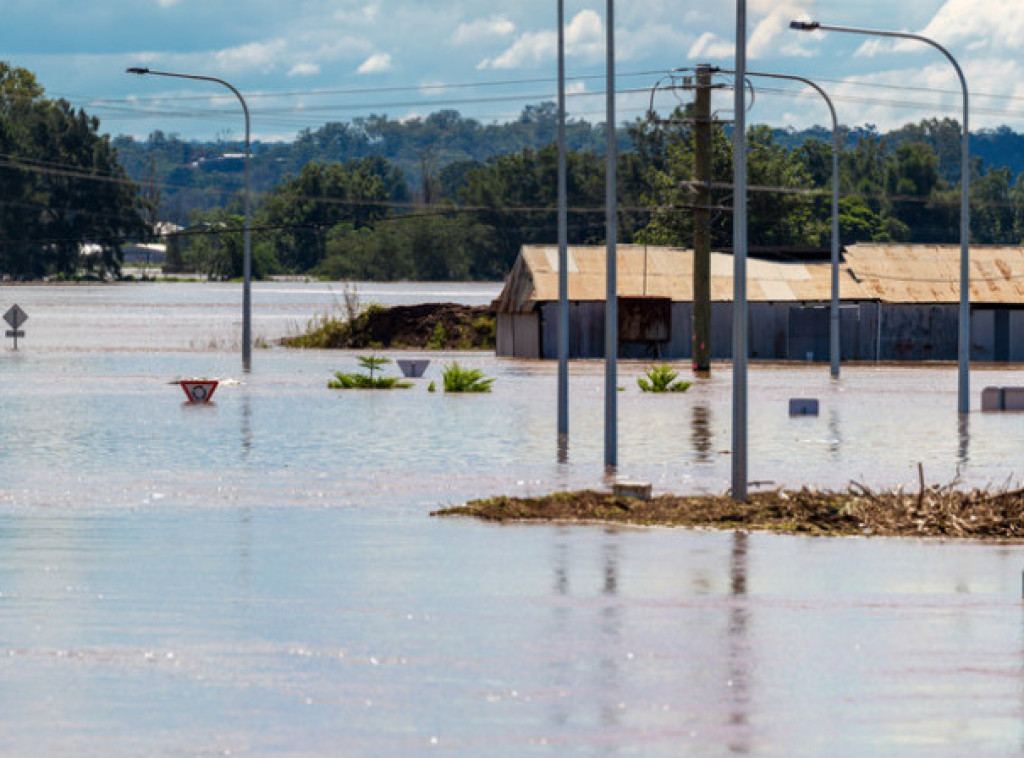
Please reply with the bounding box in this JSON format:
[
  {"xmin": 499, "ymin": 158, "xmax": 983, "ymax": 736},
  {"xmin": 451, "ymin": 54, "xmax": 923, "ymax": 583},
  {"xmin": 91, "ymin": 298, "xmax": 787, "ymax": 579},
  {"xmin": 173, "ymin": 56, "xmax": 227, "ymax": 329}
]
[{"xmin": 788, "ymin": 306, "xmax": 829, "ymax": 361}]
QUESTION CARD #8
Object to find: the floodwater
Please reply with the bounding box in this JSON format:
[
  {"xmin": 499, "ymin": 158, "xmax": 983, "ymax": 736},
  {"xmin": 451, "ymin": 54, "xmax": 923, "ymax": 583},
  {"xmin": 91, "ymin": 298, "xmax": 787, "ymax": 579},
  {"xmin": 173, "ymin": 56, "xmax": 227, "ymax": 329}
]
[{"xmin": 1, "ymin": 281, "xmax": 1023, "ymax": 756}]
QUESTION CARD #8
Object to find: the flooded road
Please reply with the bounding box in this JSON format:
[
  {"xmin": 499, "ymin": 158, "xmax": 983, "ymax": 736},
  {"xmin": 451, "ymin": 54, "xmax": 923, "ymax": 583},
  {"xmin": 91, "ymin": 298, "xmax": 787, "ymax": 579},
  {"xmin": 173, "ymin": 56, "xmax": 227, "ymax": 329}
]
[{"xmin": 1, "ymin": 281, "xmax": 1023, "ymax": 756}]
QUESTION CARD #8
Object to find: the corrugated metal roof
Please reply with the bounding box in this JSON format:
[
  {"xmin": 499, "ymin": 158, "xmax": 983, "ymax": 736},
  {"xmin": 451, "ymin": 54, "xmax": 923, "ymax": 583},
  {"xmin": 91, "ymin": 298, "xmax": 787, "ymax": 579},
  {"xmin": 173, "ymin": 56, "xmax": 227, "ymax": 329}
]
[
  {"xmin": 844, "ymin": 244, "xmax": 1024, "ymax": 304},
  {"xmin": 495, "ymin": 243, "xmax": 1024, "ymax": 311}
]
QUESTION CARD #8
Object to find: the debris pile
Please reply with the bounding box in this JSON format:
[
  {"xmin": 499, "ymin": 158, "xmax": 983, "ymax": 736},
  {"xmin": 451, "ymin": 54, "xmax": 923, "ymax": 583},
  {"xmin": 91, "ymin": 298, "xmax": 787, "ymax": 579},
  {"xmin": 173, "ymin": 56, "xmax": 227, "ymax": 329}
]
[{"xmin": 434, "ymin": 476, "xmax": 1024, "ymax": 540}]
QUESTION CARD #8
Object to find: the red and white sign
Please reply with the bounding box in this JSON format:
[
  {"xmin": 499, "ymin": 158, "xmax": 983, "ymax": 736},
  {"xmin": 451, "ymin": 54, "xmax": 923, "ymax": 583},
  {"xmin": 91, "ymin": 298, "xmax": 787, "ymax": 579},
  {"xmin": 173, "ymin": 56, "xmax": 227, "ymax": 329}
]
[{"xmin": 179, "ymin": 380, "xmax": 219, "ymax": 403}]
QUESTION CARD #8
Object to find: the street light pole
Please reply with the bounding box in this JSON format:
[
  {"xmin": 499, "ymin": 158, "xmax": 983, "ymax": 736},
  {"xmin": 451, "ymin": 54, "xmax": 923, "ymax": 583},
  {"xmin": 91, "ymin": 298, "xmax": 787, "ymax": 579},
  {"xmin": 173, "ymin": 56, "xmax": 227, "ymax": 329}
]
[
  {"xmin": 604, "ymin": 0, "xmax": 618, "ymax": 471},
  {"xmin": 126, "ymin": 66, "xmax": 253, "ymax": 371},
  {"xmin": 557, "ymin": 0, "xmax": 570, "ymax": 459},
  {"xmin": 732, "ymin": 0, "xmax": 748, "ymax": 501},
  {"xmin": 789, "ymin": 21, "xmax": 970, "ymax": 412}
]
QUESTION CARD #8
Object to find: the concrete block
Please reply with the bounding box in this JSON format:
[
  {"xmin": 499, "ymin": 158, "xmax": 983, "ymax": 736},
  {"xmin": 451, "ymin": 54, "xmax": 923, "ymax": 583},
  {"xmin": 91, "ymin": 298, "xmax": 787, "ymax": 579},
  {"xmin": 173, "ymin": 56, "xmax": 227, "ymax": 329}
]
[
  {"xmin": 982, "ymin": 386, "xmax": 1002, "ymax": 411},
  {"xmin": 789, "ymin": 398, "xmax": 819, "ymax": 416},
  {"xmin": 1005, "ymin": 388, "xmax": 1024, "ymax": 410},
  {"xmin": 982, "ymin": 386, "xmax": 1024, "ymax": 411}
]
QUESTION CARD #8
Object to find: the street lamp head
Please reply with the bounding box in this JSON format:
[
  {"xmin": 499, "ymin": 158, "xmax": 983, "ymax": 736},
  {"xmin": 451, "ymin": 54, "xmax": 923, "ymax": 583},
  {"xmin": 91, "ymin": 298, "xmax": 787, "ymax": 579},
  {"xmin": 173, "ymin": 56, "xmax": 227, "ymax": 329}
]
[
  {"xmin": 125, "ymin": 67, "xmax": 151, "ymax": 75},
  {"xmin": 789, "ymin": 20, "xmax": 820, "ymax": 31}
]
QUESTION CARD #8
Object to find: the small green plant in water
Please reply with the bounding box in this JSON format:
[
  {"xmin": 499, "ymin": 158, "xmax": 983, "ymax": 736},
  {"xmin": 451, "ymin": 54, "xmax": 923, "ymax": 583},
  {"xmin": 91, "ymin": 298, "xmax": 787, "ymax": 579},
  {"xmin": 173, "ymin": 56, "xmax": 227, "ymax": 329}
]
[
  {"xmin": 441, "ymin": 362, "xmax": 494, "ymax": 393},
  {"xmin": 637, "ymin": 364, "xmax": 691, "ymax": 393},
  {"xmin": 426, "ymin": 321, "xmax": 449, "ymax": 350},
  {"xmin": 328, "ymin": 354, "xmax": 412, "ymax": 390}
]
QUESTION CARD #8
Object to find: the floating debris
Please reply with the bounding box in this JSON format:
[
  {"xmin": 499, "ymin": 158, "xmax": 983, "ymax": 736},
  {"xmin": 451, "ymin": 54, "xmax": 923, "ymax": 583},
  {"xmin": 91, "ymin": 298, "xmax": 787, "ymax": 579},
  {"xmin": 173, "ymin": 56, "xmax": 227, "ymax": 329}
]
[{"xmin": 433, "ymin": 471, "xmax": 1024, "ymax": 540}]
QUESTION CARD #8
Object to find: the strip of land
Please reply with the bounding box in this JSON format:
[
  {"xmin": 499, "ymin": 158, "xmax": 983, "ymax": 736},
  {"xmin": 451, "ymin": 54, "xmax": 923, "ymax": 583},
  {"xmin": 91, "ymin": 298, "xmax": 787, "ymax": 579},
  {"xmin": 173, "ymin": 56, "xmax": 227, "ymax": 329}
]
[
  {"xmin": 283, "ymin": 302, "xmax": 495, "ymax": 350},
  {"xmin": 432, "ymin": 483, "xmax": 1024, "ymax": 540}
]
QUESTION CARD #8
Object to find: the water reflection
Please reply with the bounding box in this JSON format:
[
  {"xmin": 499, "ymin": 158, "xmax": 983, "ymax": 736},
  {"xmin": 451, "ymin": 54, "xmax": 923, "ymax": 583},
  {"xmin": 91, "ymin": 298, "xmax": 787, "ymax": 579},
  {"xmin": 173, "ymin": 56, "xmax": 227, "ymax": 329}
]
[
  {"xmin": 557, "ymin": 433, "xmax": 569, "ymax": 465},
  {"xmin": 828, "ymin": 410, "xmax": 842, "ymax": 458},
  {"xmin": 958, "ymin": 415, "xmax": 970, "ymax": 468},
  {"xmin": 240, "ymin": 387, "xmax": 253, "ymax": 460},
  {"xmin": 728, "ymin": 531, "xmax": 751, "ymax": 756},
  {"xmin": 599, "ymin": 535, "xmax": 622, "ymax": 733},
  {"xmin": 547, "ymin": 531, "xmax": 624, "ymax": 740},
  {"xmin": 691, "ymin": 405, "xmax": 713, "ymax": 463}
]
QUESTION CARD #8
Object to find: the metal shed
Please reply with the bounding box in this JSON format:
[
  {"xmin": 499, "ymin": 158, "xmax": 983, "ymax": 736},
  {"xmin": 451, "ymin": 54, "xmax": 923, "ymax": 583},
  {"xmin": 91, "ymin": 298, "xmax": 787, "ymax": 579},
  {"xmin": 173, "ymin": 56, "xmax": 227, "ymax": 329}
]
[{"xmin": 494, "ymin": 243, "xmax": 1024, "ymax": 362}]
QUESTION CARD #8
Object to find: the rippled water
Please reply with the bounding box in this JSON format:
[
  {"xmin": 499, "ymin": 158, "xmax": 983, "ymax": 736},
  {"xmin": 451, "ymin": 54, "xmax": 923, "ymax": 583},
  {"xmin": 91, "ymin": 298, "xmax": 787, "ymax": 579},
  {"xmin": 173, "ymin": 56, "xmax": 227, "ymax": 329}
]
[{"xmin": 1, "ymin": 281, "xmax": 1023, "ymax": 756}]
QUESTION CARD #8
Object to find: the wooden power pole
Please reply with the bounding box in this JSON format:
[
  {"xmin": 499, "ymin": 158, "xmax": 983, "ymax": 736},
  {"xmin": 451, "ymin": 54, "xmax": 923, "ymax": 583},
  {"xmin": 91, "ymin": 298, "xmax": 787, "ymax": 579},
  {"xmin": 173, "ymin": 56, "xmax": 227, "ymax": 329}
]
[{"xmin": 692, "ymin": 64, "xmax": 713, "ymax": 373}]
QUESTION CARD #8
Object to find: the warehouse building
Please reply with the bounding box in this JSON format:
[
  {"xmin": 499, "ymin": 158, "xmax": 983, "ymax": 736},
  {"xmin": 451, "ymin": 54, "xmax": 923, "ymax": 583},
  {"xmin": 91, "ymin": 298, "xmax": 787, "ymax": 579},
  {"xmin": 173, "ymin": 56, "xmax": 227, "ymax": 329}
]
[{"xmin": 494, "ymin": 243, "xmax": 1024, "ymax": 362}]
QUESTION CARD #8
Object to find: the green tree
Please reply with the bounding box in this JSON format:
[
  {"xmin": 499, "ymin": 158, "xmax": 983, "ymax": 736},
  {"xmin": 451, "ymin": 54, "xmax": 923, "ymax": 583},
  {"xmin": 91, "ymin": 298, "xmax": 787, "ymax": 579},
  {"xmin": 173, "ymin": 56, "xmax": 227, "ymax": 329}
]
[
  {"xmin": 638, "ymin": 119, "xmax": 820, "ymax": 248},
  {"xmin": 317, "ymin": 212, "xmax": 495, "ymax": 281},
  {"xmin": 971, "ymin": 165, "xmax": 1015, "ymax": 243},
  {"xmin": 0, "ymin": 63, "xmax": 146, "ymax": 279},
  {"xmin": 257, "ymin": 158, "xmax": 406, "ymax": 273}
]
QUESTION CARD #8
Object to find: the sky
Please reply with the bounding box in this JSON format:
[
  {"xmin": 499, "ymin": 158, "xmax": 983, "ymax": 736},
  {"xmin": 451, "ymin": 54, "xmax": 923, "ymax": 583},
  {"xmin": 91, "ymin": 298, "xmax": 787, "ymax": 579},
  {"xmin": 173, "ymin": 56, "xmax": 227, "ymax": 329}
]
[{"xmin": 6, "ymin": 0, "xmax": 1024, "ymax": 143}]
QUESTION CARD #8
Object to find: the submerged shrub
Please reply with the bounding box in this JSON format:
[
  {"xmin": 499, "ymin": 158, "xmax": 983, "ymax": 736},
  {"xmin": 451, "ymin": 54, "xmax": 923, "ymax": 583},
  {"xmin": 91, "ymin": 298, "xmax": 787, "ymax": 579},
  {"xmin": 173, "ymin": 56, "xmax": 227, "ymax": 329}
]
[
  {"xmin": 441, "ymin": 362, "xmax": 494, "ymax": 393},
  {"xmin": 637, "ymin": 364, "xmax": 691, "ymax": 393},
  {"xmin": 328, "ymin": 354, "xmax": 412, "ymax": 390}
]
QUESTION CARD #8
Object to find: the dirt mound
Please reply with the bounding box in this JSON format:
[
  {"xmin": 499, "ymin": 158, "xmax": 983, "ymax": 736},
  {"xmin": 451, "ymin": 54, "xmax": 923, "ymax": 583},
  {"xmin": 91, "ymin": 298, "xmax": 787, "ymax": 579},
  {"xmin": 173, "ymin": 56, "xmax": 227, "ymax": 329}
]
[{"xmin": 284, "ymin": 302, "xmax": 495, "ymax": 350}]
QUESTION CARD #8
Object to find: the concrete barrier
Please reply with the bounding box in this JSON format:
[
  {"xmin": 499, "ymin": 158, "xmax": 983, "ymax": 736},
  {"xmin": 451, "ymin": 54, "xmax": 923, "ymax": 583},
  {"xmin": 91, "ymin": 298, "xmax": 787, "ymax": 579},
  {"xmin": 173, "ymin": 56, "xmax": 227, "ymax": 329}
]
[{"xmin": 982, "ymin": 386, "xmax": 1024, "ymax": 411}]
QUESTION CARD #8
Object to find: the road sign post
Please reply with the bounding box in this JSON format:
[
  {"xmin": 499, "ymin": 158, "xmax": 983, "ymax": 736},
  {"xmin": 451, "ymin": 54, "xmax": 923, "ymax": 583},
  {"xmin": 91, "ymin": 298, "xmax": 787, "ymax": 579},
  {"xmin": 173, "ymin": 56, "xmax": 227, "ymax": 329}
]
[{"xmin": 4, "ymin": 305, "xmax": 28, "ymax": 350}]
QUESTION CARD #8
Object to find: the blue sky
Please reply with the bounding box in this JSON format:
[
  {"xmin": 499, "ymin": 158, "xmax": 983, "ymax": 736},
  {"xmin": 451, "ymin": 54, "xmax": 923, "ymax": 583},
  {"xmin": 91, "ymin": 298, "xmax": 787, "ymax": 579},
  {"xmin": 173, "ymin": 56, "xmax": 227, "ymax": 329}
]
[{"xmin": 6, "ymin": 0, "xmax": 1023, "ymax": 143}]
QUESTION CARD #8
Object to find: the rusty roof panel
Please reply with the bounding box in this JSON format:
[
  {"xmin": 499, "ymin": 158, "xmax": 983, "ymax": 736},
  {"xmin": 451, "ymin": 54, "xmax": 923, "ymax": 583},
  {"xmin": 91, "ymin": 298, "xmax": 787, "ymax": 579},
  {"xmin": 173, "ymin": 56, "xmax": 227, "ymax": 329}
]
[
  {"xmin": 496, "ymin": 243, "xmax": 1024, "ymax": 311},
  {"xmin": 843, "ymin": 243, "xmax": 1024, "ymax": 304}
]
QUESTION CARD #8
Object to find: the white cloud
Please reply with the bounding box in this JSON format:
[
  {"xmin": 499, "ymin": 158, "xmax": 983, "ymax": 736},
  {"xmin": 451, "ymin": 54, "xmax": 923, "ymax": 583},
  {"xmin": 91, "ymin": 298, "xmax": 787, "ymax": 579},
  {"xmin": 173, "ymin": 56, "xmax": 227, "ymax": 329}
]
[
  {"xmin": 921, "ymin": 0, "xmax": 1024, "ymax": 51},
  {"xmin": 748, "ymin": 1, "xmax": 817, "ymax": 59},
  {"xmin": 477, "ymin": 29, "xmax": 553, "ymax": 69},
  {"xmin": 213, "ymin": 40, "xmax": 287, "ymax": 74},
  {"xmin": 357, "ymin": 52, "xmax": 392, "ymax": 74},
  {"xmin": 688, "ymin": 31, "xmax": 733, "ymax": 60},
  {"xmin": 288, "ymin": 63, "xmax": 320, "ymax": 77},
  {"xmin": 566, "ymin": 9, "xmax": 605, "ymax": 60},
  {"xmin": 451, "ymin": 16, "xmax": 515, "ymax": 45},
  {"xmin": 477, "ymin": 10, "xmax": 604, "ymax": 70}
]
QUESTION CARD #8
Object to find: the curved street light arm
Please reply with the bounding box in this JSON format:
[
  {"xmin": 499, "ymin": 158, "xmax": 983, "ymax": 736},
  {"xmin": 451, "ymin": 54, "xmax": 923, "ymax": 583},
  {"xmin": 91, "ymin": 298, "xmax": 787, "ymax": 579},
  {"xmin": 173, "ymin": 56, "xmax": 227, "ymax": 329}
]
[
  {"xmin": 789, "ymin": 20, "xmax": 970, "ymax": 412},
  {"xmin": 717, "ymin": 67, "xmax": 842, "ymax": 376},
  {"xmin": 126, "ymin": 66, "xmax": 253, "ymax": 369}
]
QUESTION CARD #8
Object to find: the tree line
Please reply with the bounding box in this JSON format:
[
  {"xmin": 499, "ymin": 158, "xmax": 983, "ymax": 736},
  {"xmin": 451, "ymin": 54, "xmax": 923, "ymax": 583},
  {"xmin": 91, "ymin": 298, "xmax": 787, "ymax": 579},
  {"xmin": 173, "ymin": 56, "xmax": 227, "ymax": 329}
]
[
  {"xmin": 6, "ymin": 59, "xmax": 1024, "ymax": 282},
  {"xmin": 173, "ymin": 107, "xmax": 1024, "ymax": 281}
]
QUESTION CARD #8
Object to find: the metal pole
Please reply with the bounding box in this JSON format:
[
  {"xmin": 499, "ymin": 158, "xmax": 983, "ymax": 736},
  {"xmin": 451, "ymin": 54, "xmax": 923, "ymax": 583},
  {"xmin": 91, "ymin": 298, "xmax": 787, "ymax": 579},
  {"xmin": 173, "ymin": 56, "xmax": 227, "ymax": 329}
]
[
  {"xmin": 789, "ymin": 21, "xmax": 970, "ymax": 411},
  {"xmin": 718, "ymin": 69, "xmax": 842, "ymax": 376},
  {"xmin": 125, "ymin": 67, "xmax": 253, "ymax": 371},
  {"xmin": 732, "ymin": 0, "xmax": 748, "ymax": 501},
  {"xmin": 604, "ymin": 0, "xmax": 618, "ymax": 471},
  {"xmin": 692, "ymin": 65, "xmax": 713, "ymax": 374},
  {"xmin": 557, "ymin": 0, "xmax": 570, "ymax": 455}
]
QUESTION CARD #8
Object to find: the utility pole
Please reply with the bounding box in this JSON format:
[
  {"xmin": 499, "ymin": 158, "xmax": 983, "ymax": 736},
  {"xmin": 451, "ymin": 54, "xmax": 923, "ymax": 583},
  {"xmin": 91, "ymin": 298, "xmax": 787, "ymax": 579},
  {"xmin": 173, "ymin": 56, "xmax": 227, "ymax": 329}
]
[{"xmin": 692, "ymin": 64, "xmax": 713, "ymax": 374}]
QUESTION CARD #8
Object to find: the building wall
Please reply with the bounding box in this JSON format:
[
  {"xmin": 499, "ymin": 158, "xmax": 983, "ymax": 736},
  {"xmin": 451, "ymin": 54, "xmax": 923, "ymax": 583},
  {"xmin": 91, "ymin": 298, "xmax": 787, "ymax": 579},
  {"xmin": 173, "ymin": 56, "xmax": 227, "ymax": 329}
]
[
  {"xmin": 972, "ymin": 307, "xmax": 1024, "ymax": 361},
  {"xmin": 879, "ymin": 304, "xmax": 957, "ymax": 361},
  {"xmin": 496, "ymin": 312, "xmax": 541, "ymax": 358},
  {"xmin": 503, "ymin": 300, "xmax": 1023, "ymax": 362}
]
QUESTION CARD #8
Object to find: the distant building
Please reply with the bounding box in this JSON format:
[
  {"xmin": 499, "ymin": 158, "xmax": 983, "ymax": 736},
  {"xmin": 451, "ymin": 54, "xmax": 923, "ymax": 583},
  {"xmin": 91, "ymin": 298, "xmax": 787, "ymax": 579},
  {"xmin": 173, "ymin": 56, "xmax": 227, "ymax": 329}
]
[
  {"xmin": 121, "ymin": 242, "xmax": 167, "ymax": 264},
  {"xmin": 190, "ymin": 153, "xmax": 247, "ymax": 172},
  {"xmin": 494, "ymin": 244, "xmax": 1024, "ymax": 362}
]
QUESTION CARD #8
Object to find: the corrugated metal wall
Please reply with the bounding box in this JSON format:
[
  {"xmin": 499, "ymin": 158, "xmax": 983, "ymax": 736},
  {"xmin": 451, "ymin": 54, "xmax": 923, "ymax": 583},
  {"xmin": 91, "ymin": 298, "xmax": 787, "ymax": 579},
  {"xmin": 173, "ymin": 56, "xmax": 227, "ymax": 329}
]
[{"xmin": 502, "ymin": 301, "xmax": 1024, "ymax": 362}]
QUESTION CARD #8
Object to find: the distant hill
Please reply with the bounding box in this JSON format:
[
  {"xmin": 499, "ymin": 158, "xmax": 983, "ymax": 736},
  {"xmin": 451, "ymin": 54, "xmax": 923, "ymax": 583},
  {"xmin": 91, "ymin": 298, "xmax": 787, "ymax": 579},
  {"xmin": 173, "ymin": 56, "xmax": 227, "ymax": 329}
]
[{"xmin": 113, "ymin": 106, "xmax": 1024, "ymax": 225}]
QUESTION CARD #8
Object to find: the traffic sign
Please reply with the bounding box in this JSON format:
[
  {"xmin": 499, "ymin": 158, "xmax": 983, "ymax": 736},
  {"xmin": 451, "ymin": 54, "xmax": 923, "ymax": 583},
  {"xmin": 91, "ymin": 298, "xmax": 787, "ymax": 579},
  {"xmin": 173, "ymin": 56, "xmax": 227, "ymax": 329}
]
[
  {"xmin": 4, "ymin": 305, "xmax": 27, "ymax": 330},
  {"xmin": 179, "ymin": 380, "xmax": 219, "ymax": 403}
]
